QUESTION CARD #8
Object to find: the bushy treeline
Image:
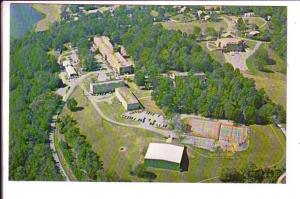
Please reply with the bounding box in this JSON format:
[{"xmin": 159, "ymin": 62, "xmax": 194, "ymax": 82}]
[
  {"xmin": 219, "ymin": 162, "xmax": 285, "ymax": 183},
  {"xmin": 57, "ymin": 115, "xmax": 104, "ymax": 181}
]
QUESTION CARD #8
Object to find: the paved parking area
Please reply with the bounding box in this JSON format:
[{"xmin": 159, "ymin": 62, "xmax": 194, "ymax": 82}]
[{"xmin": 122, "ymin": 110, "xmax": 168, "ymax": 129}]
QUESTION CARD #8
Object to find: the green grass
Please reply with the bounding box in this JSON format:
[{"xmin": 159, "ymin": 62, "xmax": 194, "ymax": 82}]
[
  {"xmin": 58, "ymin": 86, "xmax": 285, "ymax": 182},
  {"xmin": 244, "ymin": 17, "xmax": 266, "ymax": 27},
  {"xmin": 97, "ymin": 97, "xmax": 139, "ymax": 125},
  {"xmin": 160, "ymin": 19, "xmax": 228, "ymax": 35},
  {"xmin": 245, "ymin": 44, "xmax": 286, "ymax": 108},
  {"xmin": 199, "ymin": 42, "xmax": 226, "ymax": 64}
]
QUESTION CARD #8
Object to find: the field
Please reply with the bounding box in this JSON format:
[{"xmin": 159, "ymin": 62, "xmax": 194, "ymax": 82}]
[
  {"xmin": 199, "ymin": 41, "xmax": 226, "ymax": 64},
  {"xmin": 243, "ymin": 16, "xmax": 267, "ymax": 28},
  {"xmin": 32, "ymin": 4, "xmax": 62, "ymax": 31},
  {"xmin": 58, "ymin": 86, "xmax": 285, "ymax": 182},
  {"xmin": 245, "ymin": 44, "xmax": 286, "ymax": 108},
  {"xmin": 160, "ymin": 19, "xmax": 228, "ymax": 35}
]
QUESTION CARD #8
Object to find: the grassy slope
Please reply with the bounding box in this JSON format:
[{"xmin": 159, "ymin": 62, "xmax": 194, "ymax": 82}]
[
  {"xmin": 160, "ymin": 19, "xmax": 228, "ymax": 35},
  {"xmin": 59, "ymin": 86, "xmax": 285, "ymax": 182},
  {"xmin": 245, "ymin": 44, "xmax": 286, "ymax": 108},
  {"xmin": 32, "ymin": 4, "xmax": 62, "ymax": 32},
  {"xmin": 199, "ymin": 41, "xmax": 226, "ymax": 64}
]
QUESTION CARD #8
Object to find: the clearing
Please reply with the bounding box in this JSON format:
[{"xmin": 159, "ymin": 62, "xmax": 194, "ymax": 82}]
[
  {"xmin": 58, "ymin": 86, "xmax": 285, "ymax": 182},
  {"xmin": 32, "ymin": 4, "xmax": 62, "ymax": 31}
]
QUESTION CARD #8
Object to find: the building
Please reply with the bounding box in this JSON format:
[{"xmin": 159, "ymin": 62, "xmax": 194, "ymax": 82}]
[
  {"xmin": 90, "ymin": 79, "xmax": 124, "ymax": 94},
  {"xmin": 244, "ymin": 12, "xmax": 255, "ymax": 18},
  {"xmin": 144, "ymin": 143, "xmax": 187, "ymax": 171},
  {"xmin": 204, "ymin": 15, "xmax": 211, "ymax": 21},
  {"xmin": 168, "ymin": 71, "xmax": 207, "ymax": 82},
  {"xmin": 115, "ymin": 87, "xmax": 140, "ymax": 111},
  {"xmin": 248, "ymin": 30, "xmax": 260, "ymax": 37},
  {"xmin": 93, "ymin": 36, "xmax": 133, "ymax": 75},
  {"xmin": 65, "ymin": 66, "xmax": 77, "ymax": 79},
  {"xmin": 215, "ymin": 37, "xmax": 246, "ymax": 52}
]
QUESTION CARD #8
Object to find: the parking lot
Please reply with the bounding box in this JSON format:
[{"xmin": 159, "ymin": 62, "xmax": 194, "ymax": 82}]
[{"xmin": 122, "ymin": 110, "xmax": 168, "ymax": 128}]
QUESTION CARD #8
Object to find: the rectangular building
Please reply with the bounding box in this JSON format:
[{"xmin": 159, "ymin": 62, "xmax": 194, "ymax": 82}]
[
  {"xmin": 115, "ymin": 87, "xmax": 140, "ymax": 111},
  {"xmin": 65, "ymin": 66, "xmax": 77, "ymax": 79},
  {"xmin": 144, "ymin": 143, "xmax": 186, "ymax": 171},
  {"xmin": 90, "ymin": 79, "xmax": 124, "ymax": 94},
  {"xmin": 93, "ymin": 36, "xmax": 133, "ymax": 75}
]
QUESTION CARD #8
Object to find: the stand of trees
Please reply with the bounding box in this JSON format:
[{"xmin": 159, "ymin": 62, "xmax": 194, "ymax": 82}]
[
  {"xmin": 57, "ymin": 115, "xmax": 104, "ymax": 181},
  {"xmin": 219, "ymin": 162, "xmax": 285, "ymax": 183},
  {"xmin": 10, "ymin": 32, "xmax": 63, "ymax": 180}
]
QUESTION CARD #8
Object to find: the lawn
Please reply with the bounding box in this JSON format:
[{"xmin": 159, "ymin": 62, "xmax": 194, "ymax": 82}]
[
  {"xmin": 32, "ymin": 4, "xmax": 62, "ymax": 31},
  {"xmin": 58, "ymin": 86, "xmax": 285, "ymax": 182},
  {"xmin": 244, "ymin": 16, "xmax": 267, "ymax": 28},
  {"xmin": 97, "ymin": 96, "xmax": 139, "ymax": 125},
  {"xmin": 199, "ymin": 41, "xmax": 226, "ymax": 64},
  {"xmin": 160, "ymin": 19, "xmax": 228, "ymax": 35},
  {"xmin": 245, "ymin": 44, "xmax": 286, "ymax": 108}
]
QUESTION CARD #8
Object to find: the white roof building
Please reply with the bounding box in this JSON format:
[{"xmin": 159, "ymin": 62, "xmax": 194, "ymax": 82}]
[
  {"xmin": 65, "ymin": 66, "xmax": 77, "ymax": 78},
  {"xmin": 145, "ymin": 143, "xmax": 185, "ymax": 163}
]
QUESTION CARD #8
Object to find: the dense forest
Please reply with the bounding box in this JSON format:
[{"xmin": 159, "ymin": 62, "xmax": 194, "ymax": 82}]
[
  {"xmin": 10, "ymin": 5, "xmax": 286, "ymax": 180},
  {"xmin": 57, "ymin": 115, "xmax": 104, "ymax": 181}
]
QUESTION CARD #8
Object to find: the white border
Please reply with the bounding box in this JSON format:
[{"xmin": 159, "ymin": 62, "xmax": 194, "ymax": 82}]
[{"xmin": 2, "ymin": 1, "xmax": 300, "ymax": 199}]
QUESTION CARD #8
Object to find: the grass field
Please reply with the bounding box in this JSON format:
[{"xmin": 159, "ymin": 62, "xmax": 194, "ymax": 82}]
[
  {"xmin": 58, "ymin": 86, "xmax": 285, "ymax": 182},
  {"xmin": 245, "ymin": 44, "xmax": 286, "ymax": 108},
  {"xmin": 199, "ymin": 42, "xmax": 226, "ymax": 64},
  {"xmin": 97, "ymin": 96, "xmax": 139, "ymax": 125},
  {"xmin": 244, "ymin": 16, "xmax": 267, "ymax": 28},
  {"xmin": 160, "ymin": 19, "xmax": 228, "ymax": 35},
  {"xmin": 32, "ymin": 4, "xmax": 62, "ymax": 31}
]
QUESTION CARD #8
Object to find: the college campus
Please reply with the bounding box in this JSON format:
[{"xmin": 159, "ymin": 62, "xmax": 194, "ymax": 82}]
[{"xmin": 9, "ymin": 4, "xmax": 286, "ymax": 183}]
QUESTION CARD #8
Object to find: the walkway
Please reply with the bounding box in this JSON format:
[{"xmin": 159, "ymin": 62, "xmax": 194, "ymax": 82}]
[{"xmin": 78, "ymin": 83, "xmax": 178, "ymax": 139}]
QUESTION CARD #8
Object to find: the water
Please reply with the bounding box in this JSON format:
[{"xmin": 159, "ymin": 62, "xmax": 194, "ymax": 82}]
[{"xmin": 10, "ymin": 4, "xmax": 43, "ymax": 39}]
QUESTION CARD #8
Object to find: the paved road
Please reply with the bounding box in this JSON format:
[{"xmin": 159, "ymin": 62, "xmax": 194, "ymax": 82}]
[
  {"xmin": 49, "ymin": 115, "xmax": 70, "ymax": 181},
  {"xmin": 79, "ymin": 83, "xmax": 178, "ymax": 139},
  {"xmin": 49, "ymin": 71, "xmax": 97, "ymax": 181}
]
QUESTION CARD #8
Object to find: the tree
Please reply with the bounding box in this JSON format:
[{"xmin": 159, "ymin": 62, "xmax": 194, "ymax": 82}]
[
  {"xmin": 135, "ymin": 69, "xmax": 146, "ymax": 86},
  {"xmin": 236, "ymin": 17, "xmax": 246, "ymax": 32},
  {"xmin": 67, "ymin": 98, "xmax": 78, "ymax": 111},
  {"xmin": 193, "ymin": 26, "xmax": 202, "ymax": 37},
  {"xmin": 219, "ymin": 167, "xmax": 244, "ymax": 182}
]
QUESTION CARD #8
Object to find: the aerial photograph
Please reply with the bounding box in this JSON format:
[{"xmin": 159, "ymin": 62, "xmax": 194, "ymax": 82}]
[{"xmin": 9, "ymin": 3, "xmax": 286, "ymax": 183}]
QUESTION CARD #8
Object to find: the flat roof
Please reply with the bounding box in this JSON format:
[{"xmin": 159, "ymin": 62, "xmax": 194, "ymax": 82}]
[
  {"xmin": 115, "ymin": 87, "xmax": 138, "ymax": 104},
  {"xmin": 145, "ymin": 143, "xmax": 184, "ymax": 163},
  {"xmin": 65, "ymin": 66, "xmax": 77, "ymax": 75},
  {"xmin": 91, "ymin": 79, "xmax": 124, "ymax": 86}
]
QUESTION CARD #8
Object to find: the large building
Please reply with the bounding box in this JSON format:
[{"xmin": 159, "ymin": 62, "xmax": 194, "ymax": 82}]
[
  {"xmin": 93, "ymin": 36, "xmax": 133, "ymax": 75},
  {"xmin": 115, "ymin": 87, "xmax": 140, "ymax": 111},
  {"xmin": 144, "ymin": 143, "xmax": 187, "ymax": 171},
  {"xmin": 65, "ymin": 66, "xmax": 77, "ymax": 79},
  {"xmin": 215, "ymin": 37, "xmax": 246, "ymax": 52},
  {"xmin": 90, "ymin": 80, "xmax": 124, "ymax": 94}
]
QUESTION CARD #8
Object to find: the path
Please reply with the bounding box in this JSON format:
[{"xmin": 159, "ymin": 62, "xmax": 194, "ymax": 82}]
[
  {"xmin": 78, "ymin": 83, "xmax": 178, "ymax": 139},
  {"xmin": 223, "ymin": 40, "xmax": 262, "ymax": 71},
  {"xmin": 49, "ymin": 71, "xmax": 98, "ymax": 181}
]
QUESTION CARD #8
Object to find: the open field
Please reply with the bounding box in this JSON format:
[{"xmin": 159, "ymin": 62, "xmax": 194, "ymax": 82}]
[
  {"xmin": 243, "ymin": 16, "xmax": 267, "ymax": 28},
  {"xmin": 32, "ymin": 4, "xmax": 62, "ymax": 31},
  {"xmin": 245, "ymin": 44, "xmax": 286, "ymax": 108},
  {"xmin": 244, "ymin": 72, "xmax": 286, "ymax": 109},
  {"xmin": 160, "ymin": 19, "xmax": 228, "ymax": 35},
  {"xmin": 58, "ymin": 86, "xmax": 285, "ymax": 182},
  {"xmin": 199, "ymin": 41, "xmax": 226, "ymax": 64}
]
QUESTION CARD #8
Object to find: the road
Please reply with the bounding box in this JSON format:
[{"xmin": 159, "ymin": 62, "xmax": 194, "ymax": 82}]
[
  {"xmin": 49, "ymin": 71, "xmax": 98, "ymax": 181},
  {"xmin": 78, "ymin": 83, "xmax": 178, "ymax": 139}
]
